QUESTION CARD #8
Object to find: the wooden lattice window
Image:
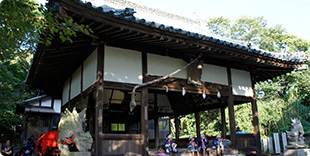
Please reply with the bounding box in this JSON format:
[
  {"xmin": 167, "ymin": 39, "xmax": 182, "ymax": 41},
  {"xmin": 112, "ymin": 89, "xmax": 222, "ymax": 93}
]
[{"xmin": 111, "ymin": 123, "xmax": 125, "ymax": 132}]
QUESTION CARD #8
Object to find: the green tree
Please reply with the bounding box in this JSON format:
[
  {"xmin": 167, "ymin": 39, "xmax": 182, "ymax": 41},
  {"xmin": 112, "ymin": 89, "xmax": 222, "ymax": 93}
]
[
  {"xmin": 177, "ymin": 16, "xmax": 310, "ymax": 139},
  {"xmin": 0, "ymin": 0, "xmax": 93, "ymax": 140},
  {"xmin": 207, "ymin": 16, "xmax": 310, "ymax": 53}
]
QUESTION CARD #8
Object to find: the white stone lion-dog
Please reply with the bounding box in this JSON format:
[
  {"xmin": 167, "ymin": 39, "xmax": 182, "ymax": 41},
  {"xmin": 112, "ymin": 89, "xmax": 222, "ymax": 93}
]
[{"xmin": 58, "ymin": 107, "xmax": 93, "ymax": 155}]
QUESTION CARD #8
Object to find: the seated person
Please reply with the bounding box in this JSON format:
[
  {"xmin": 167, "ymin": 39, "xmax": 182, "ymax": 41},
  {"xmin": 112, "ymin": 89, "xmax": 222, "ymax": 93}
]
[
  {"xmin": 14, "ymin": 147, "xmax": 27, "ymax": 156},
  {"xmin": 165, "ymin": 134, "xmax": 178, "ymax": 156},
  {"xmin": 212, "ymin": 134, "xmax": 224, "ymax": 156},
  {"xmin": 198, "ymin": 134, "xmax": 210, "ymax": 156},
  {"xmin": 188, "ymin": 135, "xmax": 200, "ymax": 156},
  {"xmin": 1, "ymin": 139, "xmax": 13, "ymax": 156}
]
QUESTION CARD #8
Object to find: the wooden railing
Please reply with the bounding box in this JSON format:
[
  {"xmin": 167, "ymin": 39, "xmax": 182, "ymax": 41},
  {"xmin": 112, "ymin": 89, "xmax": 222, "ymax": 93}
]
[
  {"xmin": 99, "ymin": 133, "xmax": 144, "ymax": 156},
  {"xmin": 236, "ymin": 134, "xmax": 258, "ymax": 152}
]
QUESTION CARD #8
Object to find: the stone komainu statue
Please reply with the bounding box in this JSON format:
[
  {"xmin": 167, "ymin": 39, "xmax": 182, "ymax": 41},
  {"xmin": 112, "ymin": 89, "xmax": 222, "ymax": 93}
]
[
  {"xmin": 286, "ymin": 118, "xmax": 308, "ymax": 149},
  {"xmin": 58, "ymin": 107, "xmax": 93, "ymax": 154}
]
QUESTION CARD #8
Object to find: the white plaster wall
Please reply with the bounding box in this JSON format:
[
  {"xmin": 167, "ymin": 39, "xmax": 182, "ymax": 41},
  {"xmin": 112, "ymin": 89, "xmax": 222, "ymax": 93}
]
[
  {"xmin": 231, "ymin": 68, "xmax": 253, "ymax": 97},
  {"xmin": 147, "ymin": 53, "xmax": 187, "ymax": 79},
  {"xmin": 62, "ymin": 78, "xmax": 70, "ymax": 105},
  {"xmin": 201, "ymin": 64, "xmax": 228, "ymax": 85},
  {"xmin": 70, "ymin": 66, "xmax": 81, "ymax": 99},
  {"xmin": 41, "ymin": 97, "xmax": 52, "ymax": 107},
  {"xmin": 104, "ymin": 46, "xmax": 142, "ymax": 84},
  {"xmin": 83, "ymin": 49, "xmax": 97, "ymax": 91},
  {"xmin": 53, "ymin": 99, "xmax": 61, "ymax": 113}
]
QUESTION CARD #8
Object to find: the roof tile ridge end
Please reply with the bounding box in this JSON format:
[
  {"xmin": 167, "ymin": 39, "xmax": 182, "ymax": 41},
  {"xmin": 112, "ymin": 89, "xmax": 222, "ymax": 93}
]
[{"xmin": 102, "ymin": 0, "xmax": 200, "ymax": 24}]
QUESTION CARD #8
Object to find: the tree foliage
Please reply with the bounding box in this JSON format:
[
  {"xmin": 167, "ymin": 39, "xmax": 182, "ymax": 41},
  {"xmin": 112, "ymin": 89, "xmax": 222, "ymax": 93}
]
[
  {"xmin": 0, "ymin": 0, "xmax": 93, "ymax": 140},
  {"xmin": 176, "ymin": 16, "xmax": 310, "ymax": 138},
  {"xmin": 207, "ymin": 16, "xmax": 310, "ymax": 53}
]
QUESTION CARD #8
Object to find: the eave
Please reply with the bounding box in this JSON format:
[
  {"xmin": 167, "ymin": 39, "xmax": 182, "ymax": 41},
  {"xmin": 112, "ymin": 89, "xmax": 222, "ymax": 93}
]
[{"xmin": 26, "ymin": 0, "xmax": 307, "ymax": 96}]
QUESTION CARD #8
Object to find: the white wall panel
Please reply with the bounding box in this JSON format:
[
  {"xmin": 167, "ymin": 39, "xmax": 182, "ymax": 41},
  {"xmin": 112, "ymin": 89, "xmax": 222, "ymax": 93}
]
[
  {"xmin": 53, "ymin": 99, "xmax": 61, "ymax": 113},
  {"xmin": 231, "ymin": 68, "xmax": 253, "ymax": 97},
  {"xmin": 62, "ymin": 78, "xmax": 70, "ymax": 105},
  {"xmin": 70, "ymin": 66, "xmax": 81, "ymax": 99},
  {"xmin": 83, "ymin": 49, "xmax": 97, "ymax": 91},
  {"xmin": 147, "ymin": 53, "xmax": 187, "ymax": 79},
  {"xmin": 201, "ymin": 64, "xmax": 228, "ymax": 85},
  {"xmin": 104, "ymin": 46, "xmax": 142, "ymax": 84},
  {"xmin": 41, "ymin": 97, "xmax": 52, "ymax": 107}
]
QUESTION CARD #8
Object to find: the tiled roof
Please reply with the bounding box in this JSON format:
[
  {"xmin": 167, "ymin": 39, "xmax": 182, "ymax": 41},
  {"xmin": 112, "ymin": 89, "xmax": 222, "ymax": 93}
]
[{"xmin": 69, "ymin": 0, "xmax": 308, "ymax": 63}]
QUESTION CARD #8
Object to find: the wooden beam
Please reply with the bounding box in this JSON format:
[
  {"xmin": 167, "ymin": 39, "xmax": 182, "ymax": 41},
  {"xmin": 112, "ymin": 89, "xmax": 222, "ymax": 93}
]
[
  {"xmin": 103, "ymin": 81, "xmax": 136, "ymax": 90},
  {"xmin": 195, "ymin": 112, "xmax": 201, "ymax": 138},
  {"xmin": 110, "ymin": 29, "xmax": 132, "ymax": 38},
  {"xmin": 227, "ymin": 67, "xmax": 237, "ymax": 148},
  {"xmin": 251, "ymin": 72, "xmax": 263, "ymax": 156},
  {"xmin": 99, "ymin": 133, "xmax": 143, "ymax": 140},
  {"xmin": 233, "ymin": 95, "xmax": 253, "ymax": 102},
  {"xmin": 174, "ymin": 116, "xmax": 180, "ymax": 142},
  {"xmin": 145, "ymin": 75, "xmax": 229, "ymax": 96},
  {"xmin": 95, "ymin": 43, "xmax": 105, "ymax": 156},
  {"xmin": 105, "ymin": 27, "xmax": 124, "ymax": 36},
  {"xmin": 221, "ymin": 107, "xmax": 227, "ymax": 139},
  {"xmin": 141, "ymin": 52, "xmax": 149, "ymax": 155}
]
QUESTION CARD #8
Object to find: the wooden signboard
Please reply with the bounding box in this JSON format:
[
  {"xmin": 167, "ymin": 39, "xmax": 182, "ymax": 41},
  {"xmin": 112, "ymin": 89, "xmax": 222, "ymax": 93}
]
[
  {"xmin": 262, "ymin": 138, "xmax": 268, "ymax": 152},
  {"xmin": 274, "ymin": 133, "xmax": 281, "ymax": 153},
  {"xmin": 268, "ymin": 137, "xmax": 274, "ymax": 153},
  {"xmin": 282, "ymin": 132, "xmax": 287, "ymax": 150}
]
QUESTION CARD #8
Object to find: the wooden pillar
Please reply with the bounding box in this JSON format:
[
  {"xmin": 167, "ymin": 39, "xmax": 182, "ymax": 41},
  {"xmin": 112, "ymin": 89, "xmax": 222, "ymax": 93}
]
[
  {"xmin": 221, "ymin": 107, "xmax": 227, "ymax": 139},
  {"xmin": 21, "ymin": 112, "xmax": 28, "ymax": 148},
  {"xmin": 141, "ymin": 52, "xmax": 149, "ymax": 155},
  {"xmin": 227, "ymin": 67, "xmax": 237, "ymax": 148},
  {"xmin": 195, "ymin": 112, "xmax": 201, "ymax": 138},
  {"xmin": 154, "ymin": 93, "xmax": 159, "ymax": 148},
  {"xmin": 251, "ymin": 73, "xmax": 262, "ymax": 156},
  {"xmin": 95, "ymin": 43, "xmax": 105, "ymax": 156},
  {"xmin": 174, "ymin": 116, "xmax": 180, "ymax": 142},
  {"xmin": 154, "ymin": 115, "xmax": 159, "ymax": 148}
]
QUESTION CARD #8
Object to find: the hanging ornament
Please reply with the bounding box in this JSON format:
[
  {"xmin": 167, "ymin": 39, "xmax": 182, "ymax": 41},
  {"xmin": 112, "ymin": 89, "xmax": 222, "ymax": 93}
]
[
  {"xmin": 129, "ymin": 92, "xmax": 137, "ymax": 112},
  {"xmin": 165, "ymin": 85, "xmax": 169, "ymax": 92},
  {"xmin": 202, "ymin": 90, "xmax": 206, "ymax": 99},
  {"xmin": 217, "ymin": 91, "xmax": 221, "ymax": 98},
  {"xmin": 182, "ymin": 87, "xmax": 186, "ymax": 96}
]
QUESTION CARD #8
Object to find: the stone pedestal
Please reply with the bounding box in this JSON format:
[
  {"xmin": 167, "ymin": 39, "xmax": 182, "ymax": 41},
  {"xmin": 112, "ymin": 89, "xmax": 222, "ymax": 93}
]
[
  {"xmin": 284, "ymin": 149, "xmax": 310, "ymax": 156},
  {"xmin": 61, "ymin": 152, "xmax": 91, "ymax": 156}
]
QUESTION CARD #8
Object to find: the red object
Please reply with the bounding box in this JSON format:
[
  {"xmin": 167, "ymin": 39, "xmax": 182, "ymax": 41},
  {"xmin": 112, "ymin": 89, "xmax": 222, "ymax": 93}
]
[
  {"xmin": 236, "ymin": 126, "xmax": 241, "ymax": 131},
  {"xmin": 35, "ymin": 131, "xmax": 74, "ymax": 155}
]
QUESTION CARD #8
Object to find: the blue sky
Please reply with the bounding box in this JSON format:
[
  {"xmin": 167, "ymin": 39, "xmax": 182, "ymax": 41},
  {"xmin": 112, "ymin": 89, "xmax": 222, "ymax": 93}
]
[
  {"xmin": 36, "ymin": 0, "xmax": 310, "ymax": 41},
  {"xmin": 125, "ymin": 0, "xmax": 310, "ymax": 41}
]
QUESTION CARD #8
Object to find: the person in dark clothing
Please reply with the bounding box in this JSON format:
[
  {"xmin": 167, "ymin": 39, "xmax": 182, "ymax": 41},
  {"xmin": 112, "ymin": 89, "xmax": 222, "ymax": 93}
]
[
  {"xmin": 1, "ymin": 139, "xmax": 13, "ymax": 156},
  {"xmin": 26, "ymin": 136, "xmax": 35, "ymax": 156},
  {"xmin": 14, "ymin": 147, "xmax": 27, "ymax": 156}
]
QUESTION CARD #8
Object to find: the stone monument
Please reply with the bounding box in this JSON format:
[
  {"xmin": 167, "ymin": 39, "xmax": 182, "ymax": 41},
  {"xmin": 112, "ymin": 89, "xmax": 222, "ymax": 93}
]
[
  {"xmin": 58, "ymin": 107, "xmax": 93, "ymax": 156},
  {"xmin": 285, "ymin": 118, "xmax": 308, "ymax": 149}
]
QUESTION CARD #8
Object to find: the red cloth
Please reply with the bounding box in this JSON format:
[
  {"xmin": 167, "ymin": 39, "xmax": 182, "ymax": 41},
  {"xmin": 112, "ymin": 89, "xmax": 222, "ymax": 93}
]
[
  {"xmin": 35, "ymin": 131, "xmax": 74, "ymax": 155},
  {"xmin": 37, "ymin": 131, "xmax": 59, "ymax": 154}
]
